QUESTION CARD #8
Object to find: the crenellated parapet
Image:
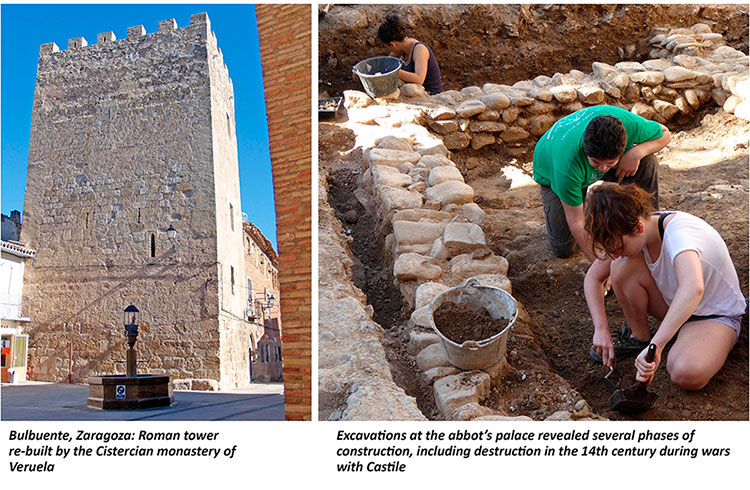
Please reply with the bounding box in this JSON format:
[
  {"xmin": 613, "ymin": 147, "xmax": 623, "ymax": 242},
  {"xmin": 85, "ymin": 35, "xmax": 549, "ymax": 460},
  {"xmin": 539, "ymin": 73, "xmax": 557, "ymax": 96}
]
[{"xmin": 38, "ymin": 12, "xmax": 213, "ymax": 57}]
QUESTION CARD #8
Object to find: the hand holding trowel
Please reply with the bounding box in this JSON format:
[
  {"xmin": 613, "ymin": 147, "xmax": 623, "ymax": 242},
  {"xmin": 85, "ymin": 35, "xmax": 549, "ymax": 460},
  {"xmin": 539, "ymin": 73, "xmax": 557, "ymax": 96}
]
[{"xmin": 608, "ymin": 343, "xmax": 659, "ymax": 412}]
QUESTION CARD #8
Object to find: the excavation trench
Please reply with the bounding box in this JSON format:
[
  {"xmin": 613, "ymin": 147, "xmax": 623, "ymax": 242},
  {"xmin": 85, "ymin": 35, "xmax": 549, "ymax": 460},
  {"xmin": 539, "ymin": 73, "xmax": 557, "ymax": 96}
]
[{"xmin": 323, "ymin": 103, "xmax": 749, "ymax": 421}]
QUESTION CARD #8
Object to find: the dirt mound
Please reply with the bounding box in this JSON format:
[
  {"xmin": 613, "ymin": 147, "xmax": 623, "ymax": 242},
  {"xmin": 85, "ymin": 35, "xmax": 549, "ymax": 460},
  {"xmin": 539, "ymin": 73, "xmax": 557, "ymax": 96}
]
[{"xmin": 319, "ymin": 4, "xmax": 748, "ymax": 97}]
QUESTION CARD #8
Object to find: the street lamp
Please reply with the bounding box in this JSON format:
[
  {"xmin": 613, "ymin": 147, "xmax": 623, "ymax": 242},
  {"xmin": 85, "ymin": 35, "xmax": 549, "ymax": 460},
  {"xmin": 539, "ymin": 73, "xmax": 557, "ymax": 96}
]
[
  {"xmin": 123, "ymin": 305, "xmax": 139, "ymax": 377},
  {"xmin": 166, "ymin": 225, "xmax": 180, "ymax": 262}
]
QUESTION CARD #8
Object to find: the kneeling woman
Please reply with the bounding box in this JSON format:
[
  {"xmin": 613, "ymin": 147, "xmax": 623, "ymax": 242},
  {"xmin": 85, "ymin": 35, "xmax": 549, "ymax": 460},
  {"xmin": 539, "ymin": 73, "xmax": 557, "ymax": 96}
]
[
  {"xmin": 377, "ymin": 14, "xmax": 443, "ymax": 95},
  {"xmin": 584, "ymin": 183, "xmax": 745, "ymax": 389}
]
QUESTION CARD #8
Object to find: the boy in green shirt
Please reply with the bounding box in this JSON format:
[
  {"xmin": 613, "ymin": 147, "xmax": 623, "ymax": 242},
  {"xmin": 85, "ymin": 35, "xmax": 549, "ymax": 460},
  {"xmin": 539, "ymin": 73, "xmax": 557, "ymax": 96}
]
[{"xmin": 533, "ymin": 105, "xmax": 671, "ymax": 261}]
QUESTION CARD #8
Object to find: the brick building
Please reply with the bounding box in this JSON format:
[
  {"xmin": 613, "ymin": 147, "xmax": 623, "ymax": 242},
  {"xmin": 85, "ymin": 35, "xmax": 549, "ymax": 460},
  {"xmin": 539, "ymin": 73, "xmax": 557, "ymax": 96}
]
[{"xmin": 256, "ymin": 5, "xmax": 312, "ymax": 420}]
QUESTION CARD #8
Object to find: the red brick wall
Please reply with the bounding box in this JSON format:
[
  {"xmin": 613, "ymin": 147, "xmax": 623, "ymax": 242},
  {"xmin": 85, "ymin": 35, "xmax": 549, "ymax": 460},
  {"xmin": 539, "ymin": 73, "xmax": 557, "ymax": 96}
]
[{"xmin": 255, "ymin": 5, "xmax": 312, "ymax": 421}]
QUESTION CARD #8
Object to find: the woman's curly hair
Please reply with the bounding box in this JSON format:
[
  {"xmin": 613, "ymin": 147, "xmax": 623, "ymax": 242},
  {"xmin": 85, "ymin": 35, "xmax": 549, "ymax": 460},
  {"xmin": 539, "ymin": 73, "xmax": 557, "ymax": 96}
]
[
  {"xmin": 377, "ymin": 14, "xmax": 407, "ymax": 44},
  {"xmin": 584, "ymin": 183, "xmax": 656, "ymax": 257}
]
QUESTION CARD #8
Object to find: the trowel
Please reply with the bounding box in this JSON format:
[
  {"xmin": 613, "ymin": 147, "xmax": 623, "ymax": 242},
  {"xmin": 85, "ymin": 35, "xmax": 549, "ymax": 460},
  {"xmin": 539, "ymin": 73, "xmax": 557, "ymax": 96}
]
[{"xmin": 608, "ymin": 344, "xmax": 659, "ymax": 412}]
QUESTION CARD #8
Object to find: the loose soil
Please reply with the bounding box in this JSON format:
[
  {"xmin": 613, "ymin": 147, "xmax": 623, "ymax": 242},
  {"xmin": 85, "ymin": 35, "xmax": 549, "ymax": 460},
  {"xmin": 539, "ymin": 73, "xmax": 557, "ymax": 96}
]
[
  {"xmin": 320, "ymin": 5, "xmax": 749, "ymax": 421},
  {"xmin": 433, "ymin": 302, "xmax": 509, "ymax": 344}
]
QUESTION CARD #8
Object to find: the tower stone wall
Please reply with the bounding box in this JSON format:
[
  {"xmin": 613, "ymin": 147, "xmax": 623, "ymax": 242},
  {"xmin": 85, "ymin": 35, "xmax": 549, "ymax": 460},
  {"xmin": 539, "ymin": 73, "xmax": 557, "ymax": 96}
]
[{"xmin": 21, "ymin": 13, "xmax": 251, "ymax": 390}]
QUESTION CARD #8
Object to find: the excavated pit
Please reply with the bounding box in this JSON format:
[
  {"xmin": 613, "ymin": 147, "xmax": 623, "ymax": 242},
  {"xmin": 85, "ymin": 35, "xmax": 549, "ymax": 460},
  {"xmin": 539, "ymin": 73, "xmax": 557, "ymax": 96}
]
[{"xmin": 320, "ymin": 5, "xmax": 749, "ymax": 421}]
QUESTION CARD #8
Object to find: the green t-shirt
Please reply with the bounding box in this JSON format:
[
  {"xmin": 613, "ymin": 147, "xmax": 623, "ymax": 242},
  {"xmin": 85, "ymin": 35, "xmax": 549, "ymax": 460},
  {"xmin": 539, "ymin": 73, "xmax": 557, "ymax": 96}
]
[{"xmin": 532, "ymin": 105, "xmax": 663, "ymax": 206}]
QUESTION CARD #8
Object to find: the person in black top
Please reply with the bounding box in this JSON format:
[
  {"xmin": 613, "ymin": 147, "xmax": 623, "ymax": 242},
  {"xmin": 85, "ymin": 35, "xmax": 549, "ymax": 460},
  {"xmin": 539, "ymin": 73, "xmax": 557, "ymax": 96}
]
[{"xmin": 377, "ymin": 14, "xmax": 443, "ymax": 95}]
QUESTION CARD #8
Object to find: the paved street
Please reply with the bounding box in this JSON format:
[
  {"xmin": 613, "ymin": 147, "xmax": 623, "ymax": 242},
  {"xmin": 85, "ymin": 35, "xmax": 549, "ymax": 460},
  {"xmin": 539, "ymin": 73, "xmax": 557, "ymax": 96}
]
[{"xmin": 0, "ymin": 381, "xmax": 285, "ymax": 421}]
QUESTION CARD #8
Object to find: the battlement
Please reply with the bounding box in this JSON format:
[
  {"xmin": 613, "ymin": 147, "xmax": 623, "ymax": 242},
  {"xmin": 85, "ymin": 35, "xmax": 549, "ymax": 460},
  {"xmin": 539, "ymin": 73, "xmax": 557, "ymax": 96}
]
[{"xmin": 38, "ymin": 12, "xmax": 211, "ymax": 57}]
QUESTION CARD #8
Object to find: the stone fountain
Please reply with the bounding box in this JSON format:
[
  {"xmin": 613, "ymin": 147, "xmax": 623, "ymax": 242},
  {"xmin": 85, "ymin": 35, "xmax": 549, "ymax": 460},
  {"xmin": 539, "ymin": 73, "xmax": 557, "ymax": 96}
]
[{"xmin": 87, "ymin": 305, "xmax": 174, "ymax": 409}]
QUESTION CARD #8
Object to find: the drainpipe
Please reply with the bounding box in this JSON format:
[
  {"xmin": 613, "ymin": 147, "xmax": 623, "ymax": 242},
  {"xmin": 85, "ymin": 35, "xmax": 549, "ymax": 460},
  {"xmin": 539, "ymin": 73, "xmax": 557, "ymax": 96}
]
[{"xmin": 68, "ymin": 342, "xmax": 73, "ymax": 383}]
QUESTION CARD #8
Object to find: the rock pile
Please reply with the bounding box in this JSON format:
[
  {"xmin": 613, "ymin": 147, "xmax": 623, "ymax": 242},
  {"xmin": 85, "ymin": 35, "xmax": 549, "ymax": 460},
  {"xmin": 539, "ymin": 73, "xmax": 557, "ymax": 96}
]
[{"xmin": 403, "ymin": 24, "xmax": 749, "ymax": 154}]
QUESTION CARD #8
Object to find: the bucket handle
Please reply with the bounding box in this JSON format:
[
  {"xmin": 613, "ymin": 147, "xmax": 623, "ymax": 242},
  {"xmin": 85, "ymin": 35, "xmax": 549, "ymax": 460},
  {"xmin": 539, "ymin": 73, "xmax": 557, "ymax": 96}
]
[{"xmin": 460, "ymin": 340, "xmax": 482, "ymax": 351}]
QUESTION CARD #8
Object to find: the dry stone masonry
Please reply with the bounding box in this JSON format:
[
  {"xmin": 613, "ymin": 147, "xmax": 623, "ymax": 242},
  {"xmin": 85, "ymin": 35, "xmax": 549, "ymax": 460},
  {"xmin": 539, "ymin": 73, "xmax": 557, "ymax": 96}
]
[
  {"xmin": 21, "ymin": 14, "xmax": 254, "ymax": 391},
  {"xmin": 412, "ymin": 25, "xmax": 749, "ymax": 155},
  {"xmin": 321, "ymin": 24, "xmax": 747, "ymax": 420}
]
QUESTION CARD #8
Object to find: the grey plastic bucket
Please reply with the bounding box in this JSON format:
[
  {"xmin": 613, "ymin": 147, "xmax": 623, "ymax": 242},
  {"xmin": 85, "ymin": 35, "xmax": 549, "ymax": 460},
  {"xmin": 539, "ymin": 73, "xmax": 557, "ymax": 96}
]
[
  {"xmin": 352, "ymin": 56, "xmax": 402, "ymax": 98},
  {"xmin": 428, "ymin": 278, "xmax": 518, "ymax": 370}
]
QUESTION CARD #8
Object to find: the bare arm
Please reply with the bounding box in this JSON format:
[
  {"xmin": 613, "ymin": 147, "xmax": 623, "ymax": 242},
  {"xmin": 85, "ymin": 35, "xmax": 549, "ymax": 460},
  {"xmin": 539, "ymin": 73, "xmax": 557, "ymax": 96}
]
[
  {"xmin": 398, "ymin": 43, "xmax": 429, "ymax": 85},
  {"xmin": 561, "ymin": 201, "xmax": 598, "ymax": 262},
  {"xmin": 584, "ymin": 258, "xmax": 615, "ymax": 366},
  {"xmin": 616, "ymin": 124, "xmax": 672, "ymax": 182},
  {"xmin": 634, "ymin": 250, "xmax": 704, "ymax": 381}
]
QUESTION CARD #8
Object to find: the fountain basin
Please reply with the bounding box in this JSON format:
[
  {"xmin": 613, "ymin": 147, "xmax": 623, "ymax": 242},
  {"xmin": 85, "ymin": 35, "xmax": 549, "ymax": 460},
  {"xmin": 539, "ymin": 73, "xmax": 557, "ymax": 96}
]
[{"xmin": 87, "ymin": 375, "xmax": 174, "ymax": 410}]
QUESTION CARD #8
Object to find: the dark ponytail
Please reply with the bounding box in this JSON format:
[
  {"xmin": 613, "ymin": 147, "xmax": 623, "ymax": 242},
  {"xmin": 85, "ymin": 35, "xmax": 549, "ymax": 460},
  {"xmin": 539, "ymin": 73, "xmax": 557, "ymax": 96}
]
[{"xmin": 378, "ymin": 14, "xmax": 406, "ymax": 44}]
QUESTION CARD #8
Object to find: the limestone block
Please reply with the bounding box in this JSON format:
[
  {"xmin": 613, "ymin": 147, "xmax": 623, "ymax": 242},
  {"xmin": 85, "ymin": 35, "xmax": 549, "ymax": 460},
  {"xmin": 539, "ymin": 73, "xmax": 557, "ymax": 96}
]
[
  {"xmin": 408, "ymin": 330, "xmax": 441, "ymax": 355},
  {"xmin": 684, "ymin": 89, "xmax": 701, "ymax": 110},
  {"xmin": 502, "ymin": 106, "xmax": 520, "ymax": 123},
  {"xmin": 602, "ymin": 84, "xmax": 622, "ymax": 99},
  {"xmin": 592, "ymin": 61, "xmax": 619, "ymax": 80},
  {"xmin": 424, "ymin": 200, "xmax": 442, "ymax": 211},
  {"xmin": 376, "ymin": 135, "xmax": 412, "ymax": 151},
  {"xmin": 481, "ymin": 357, "xmax": 511, "ymax": 381},
  {"xmin": 428, "ymin": 166, "xmax": 465, "ymax": 186},
  {"xmin": 562, "ymin": 100, "xmax": 584, "ymax": 113},
  {"xmin": 499, "ymin": 126, "xmax": 530, "ymax": 143},
  {"xmin": 418, "ymin": 155, "xmax": 455, "ymax": 172},
  {"xmin": 429, "ymin": 237, "xmax": 450, "ymax": 260},
  {"xmin": 474, "ymin": 415, "xmax": 534, "ymax": 421},
  {"xmin": 713, "ymin": 46, "xmax": 746, "ymax": 59},
  {"xmin": 545, "ymin": 411, "xmax": 573, "ymax": 421},
  {"xmin": 344, "ymin": 90, "xmax": 374, "ymax": 109},
  {"xmin": 643, "ymin": 59, "xmax": 673, "ymax": 71},
  {"xmin": 663, "ymin": 66, "xmax": 697, "ymax": 82},
  {"xmin": 696, "ymin": 33, "xmax": 724, "ymax": 48},
  {"xmin": 372, "ymin": 165, "xmax": 412, "ymax": 188},
  {"xmin": 416, "ymin": 343, "xmax": 451, "ymax": 371},
  {"xmin": 455, "ymin": 99, "xmax": 486, "ymax": 118},
  {"xmin": 443, "ymin": 222, "xmax": 486, "ymax": 255},
  {"xmin": 398, "ymin": 162, "xmax": 414, "ymax": 174},
  {"xmin": 429, "ymin": 106, "xmax": 457, "ymax": 120},
  {"xmin": 549, "ymin": 85, "xmax": 578, "ymax": 104},
  {"xmin": 394, "ymin": 253, "xmax": 443, "ymax": 281},
  {"xmin": 409, "ymin": 166, "xmax": 430, "ymax": 182},
  {"xmin": 393, "ymin": 220, "xmax": 445, "ymax": 246},
  {"xmin": 629, "ymin": 71, "xmax": 665, "ymax": 86},
  {"xmin": 443, "ymin": 131, "xmax": 471, "ymax": 150},
  {"xmin": 450, "ymin": 253, "xmax": 509, "ymax": 277},
  {"xmin": 631, "ymin": 102, "xmax": 657, "ymax": 120},
  {"xmin": 471, "ymin": 133, "xmax": 496, "ymax": 150},
  {"xmin": 376, "ymin": 185, "xmax": 423, "ymax": 212},
  {"xmin": 652, "ymin": 100, "xmax": 679, "ymax": 120},
  {"xmin": 614, "ymin": 61, "xmax": 645, "ymax": 73},
  {"xmin": 723, "ymin": 95, "xmax": 740, "ymax": 114},
  {"xmin": 457, "ymin": 119, "xmax": 470, "ymax": 131},
  {"xmin": 734, "ymin": 100, "xmax": 750, "ymax": 121},
  {"xmin": 577, "ymin": 85, "xmax": 605, "ymax": 105},
  {"xmin": 727, "ymin": 74, "xmax": 749, "ymax": 98},
  {"xmin": 461, "ymin": 86, "xmax": 484, "ymax": 98},
  {"xmin": 529, "ymin": 87, "xmax": 553, "ymax": 102},
  {"xmin": 665, "ymin": 79, "xmax": 701, "ymax": 90},
  {"xmin": 641, "ymin": 87, "xmax": 656, "ymax": 102},
  {"xmin": 415, "ymin": 141, "xmax": 449, "ymax": 157},
  {"xmin": 469, "ymin": 273, "xmax": 512, "ymax": 294},
  {"xmin": 469, "ymin": 120, "xmax": 506, "ymax": 133},
  {"xmin": 477, "ymin": 109, "xmax": 500, "ymax": 121},
  {"xmin": 460, "ymin": 203, "xmax": 486, "ymax": 226},
  {"xmin": 481, "ymin": 93, "xmax": 512, "ymax": 111},
  {"xmin": 508, "ymin": 93, "xmax": 534, "ymax": 106},
  {"xmin": 672, "ymin": 54, "xmax": 698, "ymax": 69},
  {"xmin": 529, "ymin": 114, "xmax": 556, "ymax": 136},
  {"xmin": 690, "ymin": 23, "xmax": 712, "ymax": 34},
  {"xmin": 415, "ymin": 282, "xmax": 450, "ymax": 309},
  {"xmin": 695, "ymin": 88, "xmax": 711, "ymax": 103},
  {"xmin": 568, "ymin": 69, "xmax": 586, "ymax": 82},
  {"xmin": 421, "ymin": 366, "xmax": 461, "ymax": 386},
  {"xmin": 428, "ymin": 119, "xmax": 459, "ymax": 135},
  {"xmin": 449, "ymin": 402, "xmax": 499, "ymax": 421},
  {"xmin": 525, "ymin": 101, "xmax": 557, "ymax": 115},
  {"xmin": 369, "ymin": 148, "xmax": 422, "ymax": 167},
  {"xmin": 659, "ymin": 86, "xmax": 678, "ymax": 98},
  {"xmin": 674, "ymin": 96, "xmax": 691, "ymax": 114},
  {"xmin": 400, "ymin": 83, "xmax": 427, "ymax": 98},
  {"xmin": 434, "ymin": 371, "xmax": 491, "ymax": 416},
  {"xmin": 407, "ymin": 181, "xmax": 426, "ymax": 193},
  {"xmin": 410, "ymin": 305, "xmax": 432, "ymax": 328},
  {"xmin": 425, "ymin": 181, "xmax": 475, "ymax": 206}
]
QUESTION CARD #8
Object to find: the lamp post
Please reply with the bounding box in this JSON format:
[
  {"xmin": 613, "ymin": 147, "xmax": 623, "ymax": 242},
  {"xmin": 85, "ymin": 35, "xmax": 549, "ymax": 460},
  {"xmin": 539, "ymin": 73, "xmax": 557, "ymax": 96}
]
[
  {"xmin": 123, "ymin": 305, "xmax": 139, "ymax": 378},
  {"xmin": 166, "ymin": 225, "xmax": 180, "ymax": 263}
]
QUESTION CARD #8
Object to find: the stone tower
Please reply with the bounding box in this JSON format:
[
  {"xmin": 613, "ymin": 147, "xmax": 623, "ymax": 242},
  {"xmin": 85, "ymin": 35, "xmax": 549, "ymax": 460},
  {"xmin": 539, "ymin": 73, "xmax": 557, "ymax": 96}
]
[{"xmin": 21, "ymin": 13, "xmax": 252, "ymax": 390}]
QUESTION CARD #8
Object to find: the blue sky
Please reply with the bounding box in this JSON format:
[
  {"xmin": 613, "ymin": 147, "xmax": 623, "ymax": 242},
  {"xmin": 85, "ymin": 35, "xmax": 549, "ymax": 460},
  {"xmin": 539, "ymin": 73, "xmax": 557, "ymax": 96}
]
[{"xmin": 1, "ymin": 3, "xmax": 278, "ymax": 250}]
